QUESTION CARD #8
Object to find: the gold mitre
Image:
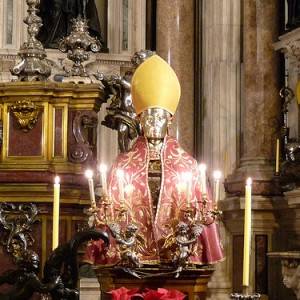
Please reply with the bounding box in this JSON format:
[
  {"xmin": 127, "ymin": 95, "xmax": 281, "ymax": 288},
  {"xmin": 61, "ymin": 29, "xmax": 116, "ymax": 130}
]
[{"xmin": 131, "ymin": 55, "xmax": 181, "ymax": 115}]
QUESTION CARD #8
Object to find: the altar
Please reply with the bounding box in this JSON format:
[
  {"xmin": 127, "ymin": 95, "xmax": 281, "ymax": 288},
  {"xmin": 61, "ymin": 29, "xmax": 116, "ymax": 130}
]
[{"xmin": 95, "ymin": 267, "xmax": 215, "ymax": 300}]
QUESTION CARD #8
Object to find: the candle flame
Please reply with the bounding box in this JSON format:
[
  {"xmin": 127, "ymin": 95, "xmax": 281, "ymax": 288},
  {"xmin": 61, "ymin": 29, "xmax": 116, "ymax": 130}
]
[
  {"xmin": 125, "ymin": 184, "xmax": 134, "ymax": 194},
  {"xmin": 54, "ymin": 176, "xmax": 60, "ymax": 184},
  {"xmin": 116, "ymin": 169, "xmax": 124, "ymax": 179},
  {"xmin": 199, "ymin": 163, "xmax": 207, "ymax": 172},
  {"xmin": 213, "ymin": 170, "xmax": 222, "ymax": 180},
  {"xmin": 181, "ymin": 172, "xmax": 192, "ymax": 182},
  {"xmin": 99, "ymin": 163, "xmax": 107, "ymax": 173},
  {"xmin": 85, "ymin": 169, "xmax": 94, "ymax": 179},
  {"xmin": 246, "ymin": 177, "xmax": 252, "ymax": 186}
]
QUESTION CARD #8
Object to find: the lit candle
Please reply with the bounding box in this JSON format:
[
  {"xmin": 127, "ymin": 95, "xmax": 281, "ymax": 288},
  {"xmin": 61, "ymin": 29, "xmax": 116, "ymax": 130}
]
[
  {"xmin": 52, "ymin": 176, "xmax": 60, "ymax": 250},
  {"xmin": 85, "ymin": 169, "xmax": 96, "ymax": 208},
  {"xmin": 125, "ymin": 184, "xmax": 134, "ymax": 203},
  {"xmin": 199, "ymin": 163, "xmax": 207, "ymax": 194},
  {"xmin": 116, "ymin": 169, "xmax": 125, "ymax": 202},
  {"xmin": 184, "ymin": 172, "xmax": 193, "ymax": 207},
  {"xmin": 213, "ymin": 170, "xmax": 222, "ymax": 206},
  {"xmin": 243, "ymin": 177, "xmax": 252, "ymax": 287},
  {"xmin": 275, "ymin": 139, "xmax": 280, "ymax": 174},
  {"xmin": 99, "ymin": 163, "xmax": 108, "ymax": 196}
]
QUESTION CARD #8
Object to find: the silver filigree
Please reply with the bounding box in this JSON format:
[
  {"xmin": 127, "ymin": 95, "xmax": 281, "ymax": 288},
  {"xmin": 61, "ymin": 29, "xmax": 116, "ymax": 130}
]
[
  {"xmin": 59, "ymin": 17, "xmax": 102, "ymax": 77},
  {"xmin": 11, "ymin": 0, "xmax": 51, "ymax": 81}
]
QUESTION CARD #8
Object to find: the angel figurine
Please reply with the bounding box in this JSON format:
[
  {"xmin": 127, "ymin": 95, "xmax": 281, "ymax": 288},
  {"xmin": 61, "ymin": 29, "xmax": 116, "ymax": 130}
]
[
  {"xmin": 162, "ymin": 221, "xmax": 203, "ymax": 277},
  {"xmin": 108, "ymin": 223, "xmax": 143, "ymax": 268}
]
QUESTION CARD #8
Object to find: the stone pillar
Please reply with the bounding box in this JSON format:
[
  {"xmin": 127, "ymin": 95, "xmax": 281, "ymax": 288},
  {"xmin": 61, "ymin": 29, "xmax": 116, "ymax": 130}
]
[
  {"xmin": 156, "ymin": 0, "xmax": 194, "ymax": 154},
  {"xmin": 201, "ymin": 0, "xmax": 242, "ymax": 299},
  {"xmin": 223, "ymin": 0, "xmax": 281, "ymax": 295}
]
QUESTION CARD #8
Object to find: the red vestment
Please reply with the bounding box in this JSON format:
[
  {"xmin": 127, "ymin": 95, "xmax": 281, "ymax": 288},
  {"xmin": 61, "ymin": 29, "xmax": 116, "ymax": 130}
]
[{"xmin": 84, "ymin": 136, "xmax": 224, "ymax": 265}]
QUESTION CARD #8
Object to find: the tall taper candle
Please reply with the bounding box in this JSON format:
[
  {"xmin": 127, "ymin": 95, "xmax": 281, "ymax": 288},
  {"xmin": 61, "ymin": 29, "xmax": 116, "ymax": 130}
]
[
  {"xmin": 213, "ymin": 170, "xmax": 222, "ymax": 206},
  {"xmin": 85, "ymin": 170, "xmax": 96, "ymax": 208},
  {"xmin": 275, "ymin": 139, "xmax": 280, "ymax": 174},
  {"xmin": 52, "ymin": 176, "xmax": 60, "ymax": 250},
  {"xmin": 99, "ymin": 163, "xmax": 108, "ymax": 196},
  {"xmin": 243, "ymin": 177, "xmax": 252, "ymax": 287},
  {"xmin": 199, "ymin": 163, "xmax": 207, "ymax": 194},
  {"xmin": 116, "ymin": 169, "xmax": 125, "ymax": 202},
  {"xmin": 185, "ymin": 172, "xmax": 192, "ymax": 207}
]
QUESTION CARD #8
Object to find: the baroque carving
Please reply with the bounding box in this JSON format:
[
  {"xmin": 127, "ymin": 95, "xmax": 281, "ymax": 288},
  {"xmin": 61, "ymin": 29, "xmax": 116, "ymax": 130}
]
[
  {"xmin": 10, "ymin": 99, "xmax": 40, "ymax": 132},
  {"xmin": 0, "ymin": 202, "xmax": 38, "ymax": 257},
  {"xmin": 69, "ymin": 111, "xmax": 98, "ymax": 163}
]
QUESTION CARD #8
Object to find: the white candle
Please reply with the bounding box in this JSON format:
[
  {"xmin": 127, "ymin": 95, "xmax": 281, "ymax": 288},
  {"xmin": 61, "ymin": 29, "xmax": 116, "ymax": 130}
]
[
  {"xmin": 52, "ymin": 176, "xmax": 60, "ymax": 250},
  {"xmin": 99, "ymin": 163, "xmax": 108, "ymax": 196},
  {"xmin": 213, "ymin": 170, "xmax": 222, "ymax": 206},
  {"xmin": 184, "ymin": 172, "xmax": 193, "ymax": 207},
  {"xmin": 199, "ymin": 163, "xmax": 207, "ymax": 194},
  {"xmin": 116, "ymin": 169, "xmax": 125, "ymax": 202},
  {"xmin": 85, "ymin": 170, "xmax": 96, "ymax": 208},
  {"xmin": 243, "ymin": 177, "xmax": 252, "ymax": 287}
]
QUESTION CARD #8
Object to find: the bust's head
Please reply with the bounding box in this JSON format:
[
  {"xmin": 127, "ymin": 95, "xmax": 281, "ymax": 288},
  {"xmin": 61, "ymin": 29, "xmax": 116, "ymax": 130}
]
[
  {"xmin": 140, "ymin": 108, "xmax": 171, "ymax": 139},
  {"xmin": 131, "ymin": 55, "xmax": 181, "ymax": 138}
]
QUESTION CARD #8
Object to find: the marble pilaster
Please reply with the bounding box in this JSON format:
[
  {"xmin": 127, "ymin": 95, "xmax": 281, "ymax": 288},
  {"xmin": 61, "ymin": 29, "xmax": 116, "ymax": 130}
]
[
  {"xmin": 156, "ymin": 0, "xmax": 195, "ymax": 154},
  {"xmin": 201, "ymin": 0, "xmax": 242, "ymax": 298}
]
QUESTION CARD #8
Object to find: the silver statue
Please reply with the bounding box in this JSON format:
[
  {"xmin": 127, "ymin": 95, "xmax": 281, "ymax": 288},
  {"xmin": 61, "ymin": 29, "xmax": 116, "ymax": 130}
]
[
  {"xmin": 11, "ymin": 0, "xmax": 51, "ymax": 81},
  {"xmin": 101, "ymin": 72, "xmax": 140, "ymax": 152},
  {"xmin": 131, "ymin": 49, "xmax": 155, "ymax": 66},
  {"xmin": 174, "ymin": 222, "xmax": 202, "ymax": 276},
  {"xmin": 100, "ymin": 50, "xmax": 155, "ymax": 152},
  {"xmin": 109, "ymin": 222, "xmax": 143, "ymax": 268}
]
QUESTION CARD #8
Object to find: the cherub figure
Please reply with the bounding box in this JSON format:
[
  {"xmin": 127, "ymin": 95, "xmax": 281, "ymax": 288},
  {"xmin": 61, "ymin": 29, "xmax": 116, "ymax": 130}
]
[
  {"xmin": 173, "ymin": 222, "xmax": 203, "ymax": 268},
  {"xmin": 109, "ymin": 223, "xmax": 143, "ymax": 268}
]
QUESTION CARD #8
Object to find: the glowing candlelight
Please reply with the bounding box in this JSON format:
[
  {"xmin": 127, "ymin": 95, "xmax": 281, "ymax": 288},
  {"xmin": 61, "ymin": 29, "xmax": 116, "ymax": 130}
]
[
  {"xmin": 213, "ymin": 170, "xmax": 222, "ymax": 206},
  {"xmin": 199, "ymin": 163, "xmax": 207, "ymax": 194},
  {"xmin": 52, "ymin": 176, "xmax": 60, "ymax": 250},
  {"xmin": 184, "ymin": 172, "xmax": 193, "ymax": 207},
  {"xmin": 125, "ymin": 184, "xmax": 134, "ymax": 204},
  {"xmin": 99, "ymin": 163, "xmax": 108, "ymax": 196},
  {"xmin": 116, "ymin": 169, "xmax": 125, "ymax": 202},
  {"xmin": 85, "ymin": 169, "xmax": 96, "ymax": 208},
  {"xmin": 243, "ymin": 177, "xmax": 252, "ymax": 287},
  {"xmin": 275, "ymin": 139, "xmax": 280, "ymax": 174}
]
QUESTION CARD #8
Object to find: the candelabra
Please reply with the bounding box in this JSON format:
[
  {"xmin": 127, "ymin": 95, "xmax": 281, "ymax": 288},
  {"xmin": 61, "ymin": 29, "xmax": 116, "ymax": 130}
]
[{"xmin": 11, "ymin": 0, "xmax": 51, "ymax": 81}]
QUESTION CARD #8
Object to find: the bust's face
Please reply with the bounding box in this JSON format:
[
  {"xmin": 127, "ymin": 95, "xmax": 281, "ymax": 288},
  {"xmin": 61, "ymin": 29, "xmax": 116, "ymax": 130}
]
[{"xmin": 140, "ymin": 108, "xmax": 171, "ymax": 139}]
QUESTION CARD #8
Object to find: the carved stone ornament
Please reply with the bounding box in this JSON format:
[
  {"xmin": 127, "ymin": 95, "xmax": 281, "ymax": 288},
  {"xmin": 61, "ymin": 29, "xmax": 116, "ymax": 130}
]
[
  {"xmin": 69, "ymin": 111, "xmax": 97, "ymax": 163},
  {"xmin": 10, "ymin": 99, "xmax": 40, "ymax": 132}
]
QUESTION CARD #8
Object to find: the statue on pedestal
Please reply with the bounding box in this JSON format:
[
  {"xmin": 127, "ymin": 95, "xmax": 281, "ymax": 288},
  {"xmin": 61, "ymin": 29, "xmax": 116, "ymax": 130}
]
[
  {"xmin": 84, "ymin": 55, "xmax": 224, "ymax": 270},
  {"xmin": 38, "ymin": 0, "xmax": 104, "ymax": 49}
]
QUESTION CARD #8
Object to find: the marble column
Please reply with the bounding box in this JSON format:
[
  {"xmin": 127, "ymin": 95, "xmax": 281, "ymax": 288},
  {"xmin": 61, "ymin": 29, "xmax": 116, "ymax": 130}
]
[
  {"xmin": 156, "ymin": 0, "xmax": 195, "ymax": 154},
  {"xmin": 223, "ymin": 0, "xmax": 281, "ymax": 295},
  {"xmin": 201, "ymin": 0, "xmax": 242, "ymax": 299},
  {"xmin": 225, "ymin": 0, "xmax": 281, "ymax": 194}
]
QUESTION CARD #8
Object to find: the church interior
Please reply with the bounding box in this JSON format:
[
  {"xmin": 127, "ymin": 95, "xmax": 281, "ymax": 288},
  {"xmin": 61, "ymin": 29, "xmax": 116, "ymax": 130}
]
[{"xmin": 0, "ymin": 0, "xmax": 299, "ymax": 299}]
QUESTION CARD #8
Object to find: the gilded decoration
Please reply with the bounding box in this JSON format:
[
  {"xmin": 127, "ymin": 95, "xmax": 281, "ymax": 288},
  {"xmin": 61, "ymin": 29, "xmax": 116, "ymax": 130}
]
[{"xmin": 10, "ymin": 99, "xmax": 40, "ymax": 132}]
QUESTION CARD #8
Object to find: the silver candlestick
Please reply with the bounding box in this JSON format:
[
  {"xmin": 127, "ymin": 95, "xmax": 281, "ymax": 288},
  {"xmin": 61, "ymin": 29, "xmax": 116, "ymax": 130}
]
[
  {"xmin": 58, "ymin": 17, "xmax": 102, "ymax": 77},
  {"xmin": 11, "ymin": 0, "xmax": 51, "ymax": 81}
]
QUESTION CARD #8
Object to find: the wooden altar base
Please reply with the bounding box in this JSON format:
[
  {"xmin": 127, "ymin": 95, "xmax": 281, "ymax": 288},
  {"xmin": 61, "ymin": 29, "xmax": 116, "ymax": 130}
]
[{"xmin": 95, "ymin": 266, "xmax": 215, "ymax": 300}]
